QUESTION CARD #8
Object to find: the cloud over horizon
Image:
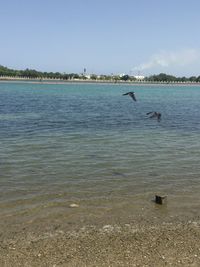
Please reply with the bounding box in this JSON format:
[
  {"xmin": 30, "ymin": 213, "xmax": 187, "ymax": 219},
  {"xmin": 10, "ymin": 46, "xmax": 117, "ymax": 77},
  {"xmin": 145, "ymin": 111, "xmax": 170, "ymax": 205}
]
[{"xmin": 132, "ymin": 49, "xmax": 200, "ymax": 74}]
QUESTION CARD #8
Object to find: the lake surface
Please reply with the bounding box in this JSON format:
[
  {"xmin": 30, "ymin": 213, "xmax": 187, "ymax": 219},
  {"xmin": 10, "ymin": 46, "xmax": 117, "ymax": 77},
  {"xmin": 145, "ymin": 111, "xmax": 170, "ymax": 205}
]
[{"xmin": 1, "ymin": 82, "xmax": 200, "ymax": 227}]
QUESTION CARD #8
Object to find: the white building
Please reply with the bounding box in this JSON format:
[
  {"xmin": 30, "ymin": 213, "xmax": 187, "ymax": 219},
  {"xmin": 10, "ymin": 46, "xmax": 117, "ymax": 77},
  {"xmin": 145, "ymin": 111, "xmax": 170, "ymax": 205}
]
[{"xmin": 134, "ymin": 75, "xmax": 145, "ymax": 81}]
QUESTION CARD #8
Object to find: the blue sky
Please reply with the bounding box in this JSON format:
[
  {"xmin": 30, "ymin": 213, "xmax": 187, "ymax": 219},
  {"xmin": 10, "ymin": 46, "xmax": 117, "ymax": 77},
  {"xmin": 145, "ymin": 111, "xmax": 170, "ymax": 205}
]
[{"xmin": 1, "ymin": 0, "xmax": 200, "ymax": 77}]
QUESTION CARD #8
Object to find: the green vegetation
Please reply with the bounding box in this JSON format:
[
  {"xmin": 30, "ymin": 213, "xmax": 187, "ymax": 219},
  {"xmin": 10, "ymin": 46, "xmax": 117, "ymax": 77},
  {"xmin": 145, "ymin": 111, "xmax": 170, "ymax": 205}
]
[
  {"xmin": 0, "ymin": 65, "xmax": 200, "ymax": 83},
  {"xmin": 146, "ymin": 73, "xmax": 200, "ymax": 83},
  {"xmin": 0, "ymin": 65, "xmax": 79, "ymax": 80}
]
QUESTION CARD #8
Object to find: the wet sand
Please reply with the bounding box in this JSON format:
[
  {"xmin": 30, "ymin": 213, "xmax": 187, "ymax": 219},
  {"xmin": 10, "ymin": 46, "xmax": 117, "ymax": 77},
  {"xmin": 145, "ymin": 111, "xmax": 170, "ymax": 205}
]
[{"xmin": 1, "ymin": 217, "xmax": 200, "ymax": 267}]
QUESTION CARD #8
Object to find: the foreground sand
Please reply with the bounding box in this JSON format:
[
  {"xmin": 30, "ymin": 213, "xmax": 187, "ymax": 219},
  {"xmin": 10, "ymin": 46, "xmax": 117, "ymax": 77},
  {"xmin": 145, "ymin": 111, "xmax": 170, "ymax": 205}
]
[{"xmin": 1, "ymin": 219, "xmax": 200, "ymax": 267}]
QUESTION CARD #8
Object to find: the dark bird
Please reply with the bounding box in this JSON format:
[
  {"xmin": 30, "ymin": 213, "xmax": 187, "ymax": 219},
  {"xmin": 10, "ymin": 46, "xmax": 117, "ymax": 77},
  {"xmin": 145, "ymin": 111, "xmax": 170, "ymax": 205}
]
[
  {"xmin": 146, "ymin": 111, "xmax": 161, "ymax": 121},
  {"xmin": 122, "ymin": 91, "xmax": 137, "ymax": 101}
]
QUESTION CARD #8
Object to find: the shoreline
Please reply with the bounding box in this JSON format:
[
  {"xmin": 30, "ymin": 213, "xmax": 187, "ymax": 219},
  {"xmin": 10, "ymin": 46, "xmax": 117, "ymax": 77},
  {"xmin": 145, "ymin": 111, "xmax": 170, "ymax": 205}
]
[{"xmin": 1, "ymin": 78, "xmax": 200, "ymax": 86}]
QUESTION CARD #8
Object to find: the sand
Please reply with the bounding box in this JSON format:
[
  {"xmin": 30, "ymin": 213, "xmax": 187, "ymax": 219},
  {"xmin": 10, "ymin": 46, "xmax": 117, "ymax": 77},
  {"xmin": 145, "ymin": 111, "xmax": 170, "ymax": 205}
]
[{"xmin": 1, "ymin": 218, "xmax": 200, "ymax": 267}]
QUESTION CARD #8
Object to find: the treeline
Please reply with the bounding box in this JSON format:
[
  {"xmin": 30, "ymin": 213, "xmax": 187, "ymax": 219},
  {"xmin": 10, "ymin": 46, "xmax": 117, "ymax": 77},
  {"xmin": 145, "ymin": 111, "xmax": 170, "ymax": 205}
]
[
  {"xmin": 1, "ymin": 65, "xmax": 200, "ymax": 82},
  {"xmin": 0, "ymin": 65, "xmax": 79, "ymax": 80},
  {"xmin": 146, "ymin": 73, "xmax": 200, "ymax": 83},
  {"xmin": 120, "ymin": 73, "xmax": 200, "ymax": 82},
  {"xmin": 0, "ymin": 65, "xmax": 115, "ymax": 80}
]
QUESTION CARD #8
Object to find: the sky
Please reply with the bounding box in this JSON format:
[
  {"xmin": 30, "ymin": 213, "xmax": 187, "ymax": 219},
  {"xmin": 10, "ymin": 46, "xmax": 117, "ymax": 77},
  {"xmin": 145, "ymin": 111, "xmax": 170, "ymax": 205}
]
[{"xmin": 1, "ymin": 0, "xmax": 200, "ymax": 77}]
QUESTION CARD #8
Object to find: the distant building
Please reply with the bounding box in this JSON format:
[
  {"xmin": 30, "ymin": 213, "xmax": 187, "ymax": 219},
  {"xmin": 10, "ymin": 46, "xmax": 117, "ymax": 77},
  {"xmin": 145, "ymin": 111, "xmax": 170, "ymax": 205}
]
[{"xmin": 134, "ymin": 75, "xmax": 145, "ymax": 81}]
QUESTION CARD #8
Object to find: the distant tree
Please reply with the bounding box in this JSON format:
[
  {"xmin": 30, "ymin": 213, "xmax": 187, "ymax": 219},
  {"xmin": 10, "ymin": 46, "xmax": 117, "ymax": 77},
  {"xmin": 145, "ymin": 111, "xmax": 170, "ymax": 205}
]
[
  {"xmin": 112, "ymin": 75, "xmax": 120, "ymax": 81},
  {"xmin": 196, "ymin": 76, "xmax": 200, "ymax": 82},
  {"xmin": 0, "ymin": 65, "xmax": 16, "ymax": 76},
  {"xmin": 146, "ymin": 73, "xmax": 177, "ymax": 82},
  {"xmin": 63, "ymin": 74, "xmax": 70, "ymax": 80},
  {"xmin": 67, "ymin": 73, "xmax": 79, "ymax": 79},
  {"xmin": 179, "ymin": 76, "xmax": 188, "ymax": 82},
  {"xmin": 129, "ymin": 76, "xmax": 136, "ymax": 81},
  {"xmin": 90, "ymin": 74, "xmax": 97, "ymax": 80},
  {"xmin": 120, "ymin": 75, "xmax": 130, "ymax": 81},
  {"xmin": 99, "ymin": 75, "xmax": 106, "ymax": 80},
  {"xmin": 189, "ymin": 76, "xmax": 197, "ymax": 82},
  {"xmin": 103, "ymin": 75, "xmax": 112, "ymax": 80}
]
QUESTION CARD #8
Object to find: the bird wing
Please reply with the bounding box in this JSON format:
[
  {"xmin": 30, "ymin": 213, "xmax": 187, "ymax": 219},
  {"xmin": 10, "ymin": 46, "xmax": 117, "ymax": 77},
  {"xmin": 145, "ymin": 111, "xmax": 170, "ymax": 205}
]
[
  {"xmin": 149, "ymin": 113, "xmax": 157, "ymax": 118},
  {"xmin": 147, "ymin": 112, "xmax": 157, "ymax": 118},
  {"xmin": 122, "ymin": 92, "xmax": 136, "ymax": 101},
  {"xmin": 122, "ymin": 92, "xmax": 129, "ymax": 96},
  {"xmin": 130, "ymin": 93, "xmax": 136, "ymax": 101}
]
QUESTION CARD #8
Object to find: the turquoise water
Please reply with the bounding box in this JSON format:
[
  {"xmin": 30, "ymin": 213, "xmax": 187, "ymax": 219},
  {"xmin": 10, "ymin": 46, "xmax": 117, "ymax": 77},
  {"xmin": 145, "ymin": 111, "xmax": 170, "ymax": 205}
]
[{"xmin": 1, "ymin": 82, "xmax": 200, "ymax": 225}]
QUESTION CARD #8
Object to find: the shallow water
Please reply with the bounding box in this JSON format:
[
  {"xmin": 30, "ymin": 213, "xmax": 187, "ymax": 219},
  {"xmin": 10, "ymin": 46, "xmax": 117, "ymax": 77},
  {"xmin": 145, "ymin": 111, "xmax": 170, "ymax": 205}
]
[{"xmin": 0, "ymin": 82, "xmax": 200, "ymax": 226}]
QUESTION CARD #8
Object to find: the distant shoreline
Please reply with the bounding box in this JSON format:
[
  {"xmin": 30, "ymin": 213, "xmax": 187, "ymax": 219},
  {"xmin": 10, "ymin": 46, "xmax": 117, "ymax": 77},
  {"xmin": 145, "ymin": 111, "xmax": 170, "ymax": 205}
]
[{"xmin": 1, "ymin": 77, "xmax": 200, "ymax": 86}]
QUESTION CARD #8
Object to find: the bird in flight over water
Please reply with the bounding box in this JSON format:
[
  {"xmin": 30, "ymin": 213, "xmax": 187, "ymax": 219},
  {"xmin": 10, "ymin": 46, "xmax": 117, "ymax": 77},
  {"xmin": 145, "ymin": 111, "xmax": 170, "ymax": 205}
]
[
  {"xmin": 122, "ymin": 92, "xmax": 137, "ymax": 101},
  {"xmin": 146, "ymin": 111, "xmax": 161, "ymax": 121}
]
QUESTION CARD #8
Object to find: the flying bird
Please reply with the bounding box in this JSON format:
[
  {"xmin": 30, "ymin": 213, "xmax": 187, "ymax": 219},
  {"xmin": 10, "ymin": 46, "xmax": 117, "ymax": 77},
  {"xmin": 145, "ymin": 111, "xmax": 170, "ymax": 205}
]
[
  {"xmin": 146, "ymin": 111, "xmax": 161, "ymax": 121},
  {"xmin": 122, "ymin": 91, "xmax": 137, "ymax": 101}
]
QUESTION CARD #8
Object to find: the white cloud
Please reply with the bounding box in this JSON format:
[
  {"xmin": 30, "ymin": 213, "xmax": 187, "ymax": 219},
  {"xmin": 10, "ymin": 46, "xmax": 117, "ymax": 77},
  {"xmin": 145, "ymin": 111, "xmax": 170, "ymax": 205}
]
[{"xmin": 132, "ymin": 49, "xmax": 200, "ymax": 72}]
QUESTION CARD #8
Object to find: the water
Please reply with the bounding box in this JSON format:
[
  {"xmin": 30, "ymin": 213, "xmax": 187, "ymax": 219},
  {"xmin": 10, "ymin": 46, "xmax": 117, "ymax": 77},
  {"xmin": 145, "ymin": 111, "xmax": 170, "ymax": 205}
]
[{"xmin": 1, "ymin": 82, "xmax": 200, "ymax": 227}]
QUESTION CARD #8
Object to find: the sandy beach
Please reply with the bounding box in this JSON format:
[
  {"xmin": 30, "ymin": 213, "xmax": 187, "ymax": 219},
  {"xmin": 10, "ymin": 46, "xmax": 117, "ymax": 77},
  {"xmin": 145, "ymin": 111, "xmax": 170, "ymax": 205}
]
[{"xmin": 1, "ymin": 216, "xmax": 200, "ymax": 267}]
